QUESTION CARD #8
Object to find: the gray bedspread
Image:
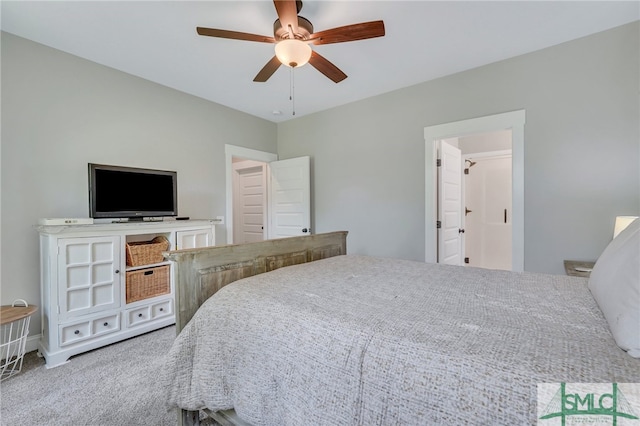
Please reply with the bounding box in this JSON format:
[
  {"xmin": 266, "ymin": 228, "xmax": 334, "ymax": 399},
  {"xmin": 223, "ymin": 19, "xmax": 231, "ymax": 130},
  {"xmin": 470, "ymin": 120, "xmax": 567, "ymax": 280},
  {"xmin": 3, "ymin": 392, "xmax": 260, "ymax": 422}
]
[{"xmin": 163, "ymin": 255, "xmax": 640, "ymax": 425}]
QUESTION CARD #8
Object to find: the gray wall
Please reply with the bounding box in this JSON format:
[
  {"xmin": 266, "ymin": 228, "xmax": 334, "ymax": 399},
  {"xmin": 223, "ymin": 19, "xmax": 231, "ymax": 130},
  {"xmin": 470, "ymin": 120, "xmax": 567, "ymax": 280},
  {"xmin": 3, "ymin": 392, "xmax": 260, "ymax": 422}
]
[
  {"xmin": 2, "ymin": 23, "xmax": 639, "ymax": 340},
  {"xmin": 278, "ymin": 22, "xmax": 640, "ymax": 273},
  {"xmin": 1, "ymin": 33, "xmax": 277, "ymax": 334}
]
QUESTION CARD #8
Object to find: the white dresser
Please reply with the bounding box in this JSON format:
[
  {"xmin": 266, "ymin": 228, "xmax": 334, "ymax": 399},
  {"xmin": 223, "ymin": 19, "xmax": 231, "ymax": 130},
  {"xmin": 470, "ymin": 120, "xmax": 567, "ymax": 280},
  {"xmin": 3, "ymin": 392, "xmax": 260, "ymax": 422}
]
[{"xmin": 37, "ymin": 220, "xmax": 216, "ymax": 367}]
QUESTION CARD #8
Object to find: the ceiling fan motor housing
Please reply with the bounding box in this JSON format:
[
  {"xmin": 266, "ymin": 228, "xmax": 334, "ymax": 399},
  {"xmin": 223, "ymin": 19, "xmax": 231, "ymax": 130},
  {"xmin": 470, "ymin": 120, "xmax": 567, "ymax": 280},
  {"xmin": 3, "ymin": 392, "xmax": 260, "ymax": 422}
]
[{"xmin": 274, "ymin": 16, "xmax": 313, "ymax": 41}]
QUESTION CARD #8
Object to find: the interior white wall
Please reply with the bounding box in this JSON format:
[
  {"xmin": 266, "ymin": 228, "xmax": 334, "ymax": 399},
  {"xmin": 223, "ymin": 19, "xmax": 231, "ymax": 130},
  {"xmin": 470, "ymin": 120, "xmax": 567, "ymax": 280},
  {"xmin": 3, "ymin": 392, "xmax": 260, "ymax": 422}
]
[
  {"xmin": 277, "ymin": 22, "xmax": 639, "ymax": 273},
  {"xmin": 1, "ymin": 32, "xmax": 277, "ymax": 335}
]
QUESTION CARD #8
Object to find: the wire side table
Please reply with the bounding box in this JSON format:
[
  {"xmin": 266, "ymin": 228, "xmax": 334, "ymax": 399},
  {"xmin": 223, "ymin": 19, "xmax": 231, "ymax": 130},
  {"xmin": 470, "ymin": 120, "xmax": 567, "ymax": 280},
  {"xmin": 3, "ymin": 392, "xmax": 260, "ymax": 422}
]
[{"xmin": 0, "ymin": 300, "xmax": 38, "ymax": 381}]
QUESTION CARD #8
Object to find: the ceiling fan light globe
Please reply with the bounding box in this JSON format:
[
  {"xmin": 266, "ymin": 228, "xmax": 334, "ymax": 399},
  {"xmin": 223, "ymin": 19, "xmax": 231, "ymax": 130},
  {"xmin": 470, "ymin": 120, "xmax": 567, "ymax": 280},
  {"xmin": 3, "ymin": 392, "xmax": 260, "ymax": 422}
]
[{"xmin": 275, "ymin": 39, "xmax": 311, "ymax": 68}]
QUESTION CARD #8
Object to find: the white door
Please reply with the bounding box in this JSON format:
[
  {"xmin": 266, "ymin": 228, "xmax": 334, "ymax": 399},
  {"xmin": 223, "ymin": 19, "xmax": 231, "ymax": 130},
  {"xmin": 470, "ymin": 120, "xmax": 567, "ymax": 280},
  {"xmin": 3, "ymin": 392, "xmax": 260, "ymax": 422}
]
[
  {"xmin": 269, "ymin": 156, "xmax": 311, "ymax": 238},
  {"xmin": 58, "ymin": 236, "xmax": 121, "ymax": 320},
  {"xmin": 465, "ymin": 155, "xmax": 512, "ymax": 270},
  {"xmin": 233, "ymin": 161, "xmax": 267, "ymax": 243},
  {"xmin": 437, "ymin": 141, "xmax": 463, "ymax": 265}
]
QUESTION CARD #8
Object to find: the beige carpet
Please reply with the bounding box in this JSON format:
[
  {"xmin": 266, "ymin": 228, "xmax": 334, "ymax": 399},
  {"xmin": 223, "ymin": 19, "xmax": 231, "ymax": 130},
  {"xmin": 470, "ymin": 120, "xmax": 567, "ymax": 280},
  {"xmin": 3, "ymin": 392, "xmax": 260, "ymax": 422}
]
[{"xmin": 0, "ymin": 326, "xmax": 216, "ymax": 426}]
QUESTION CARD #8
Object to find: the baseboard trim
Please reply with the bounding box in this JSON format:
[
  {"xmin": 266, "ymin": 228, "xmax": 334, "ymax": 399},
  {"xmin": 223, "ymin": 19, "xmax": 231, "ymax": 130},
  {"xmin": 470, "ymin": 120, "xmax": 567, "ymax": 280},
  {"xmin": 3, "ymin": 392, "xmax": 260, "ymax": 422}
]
[{"xmin": 24, "ymin": 334, "xmax": 41, "ymax": 355}]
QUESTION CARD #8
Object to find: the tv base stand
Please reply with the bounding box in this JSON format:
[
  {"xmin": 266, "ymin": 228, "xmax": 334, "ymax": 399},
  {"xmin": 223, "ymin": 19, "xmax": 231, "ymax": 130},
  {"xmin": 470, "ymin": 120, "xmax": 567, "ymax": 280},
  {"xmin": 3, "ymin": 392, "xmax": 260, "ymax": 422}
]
[{"xmin": 36, "ymin": 220, "xmax": 216, "ymax": 368}]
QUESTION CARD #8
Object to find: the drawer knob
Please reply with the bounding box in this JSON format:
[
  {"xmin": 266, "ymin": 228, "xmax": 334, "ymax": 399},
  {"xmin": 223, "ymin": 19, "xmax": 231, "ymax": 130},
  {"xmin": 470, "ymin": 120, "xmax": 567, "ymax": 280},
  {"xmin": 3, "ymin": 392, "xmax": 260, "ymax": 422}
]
[
  {"xmin": 159, "ymin": 308, "xmax": 164, "ymax": 312},
  {"xmin": 138, "ymin": 313, "xmax": 143, "ymax": 318},
  {"xmin": 103, "ymin": 322, "xmax": 109, "ymax": 327},
  {"xmin": 74, "ymin": 330, "xmax": 80, "ymax": 335}
]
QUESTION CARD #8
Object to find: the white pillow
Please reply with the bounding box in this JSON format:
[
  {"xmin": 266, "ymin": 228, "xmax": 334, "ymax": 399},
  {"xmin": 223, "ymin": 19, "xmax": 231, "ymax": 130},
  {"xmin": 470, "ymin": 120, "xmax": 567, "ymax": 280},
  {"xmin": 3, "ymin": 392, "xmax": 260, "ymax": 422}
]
[{"xmin": 588, "ymin": 218, "xmax": 640, "ymax": 357}]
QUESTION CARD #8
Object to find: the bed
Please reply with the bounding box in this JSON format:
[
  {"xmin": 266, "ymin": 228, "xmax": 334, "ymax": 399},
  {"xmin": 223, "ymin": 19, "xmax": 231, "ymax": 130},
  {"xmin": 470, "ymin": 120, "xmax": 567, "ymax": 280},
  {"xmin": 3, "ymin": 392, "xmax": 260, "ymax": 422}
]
[{"xmin": 162, "ymin": 225, "xmax": 640, "ymax": 425}]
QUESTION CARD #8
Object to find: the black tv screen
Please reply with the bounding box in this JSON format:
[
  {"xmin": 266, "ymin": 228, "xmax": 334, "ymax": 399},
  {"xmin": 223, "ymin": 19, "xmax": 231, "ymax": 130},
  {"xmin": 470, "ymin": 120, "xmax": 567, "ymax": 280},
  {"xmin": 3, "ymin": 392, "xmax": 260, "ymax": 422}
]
[{"xmin": 89, "ymin": 163, "xmax": 177, "ymax": 219}]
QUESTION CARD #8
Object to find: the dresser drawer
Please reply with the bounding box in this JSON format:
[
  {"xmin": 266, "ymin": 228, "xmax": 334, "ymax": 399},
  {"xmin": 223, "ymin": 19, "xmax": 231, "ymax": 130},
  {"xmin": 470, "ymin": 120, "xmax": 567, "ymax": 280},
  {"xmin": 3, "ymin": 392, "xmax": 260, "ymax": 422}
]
[
  {"xmin": 126, "ymin": 298, "xmax": 173, "ymax": 328},
  {"xmin": 60, "ymin": 313, "xmax": 120, "ymax": 347},
  {"xmin": 126, "ymin": 305, "xmax": 151, "ymax": 327},
  {"xmin": 151, "ymin": 299, "xmax": 173, "ymax": 319}
]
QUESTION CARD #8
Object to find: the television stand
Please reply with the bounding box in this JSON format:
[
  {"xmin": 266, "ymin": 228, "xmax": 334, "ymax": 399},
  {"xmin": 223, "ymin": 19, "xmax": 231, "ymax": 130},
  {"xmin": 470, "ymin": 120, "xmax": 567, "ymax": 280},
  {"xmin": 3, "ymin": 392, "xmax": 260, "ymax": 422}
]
[{"xmin": 36, "ymin": 219, "xmax": 216, "ymax": 367}]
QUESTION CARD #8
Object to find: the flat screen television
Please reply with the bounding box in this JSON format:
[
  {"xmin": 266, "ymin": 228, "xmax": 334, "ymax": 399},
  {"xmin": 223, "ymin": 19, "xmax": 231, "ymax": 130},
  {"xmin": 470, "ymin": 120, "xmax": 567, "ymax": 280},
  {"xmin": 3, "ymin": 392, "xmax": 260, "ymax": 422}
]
[{"xmin": 88, "ymin": 163, "xmax": 177, "ymax": 220}]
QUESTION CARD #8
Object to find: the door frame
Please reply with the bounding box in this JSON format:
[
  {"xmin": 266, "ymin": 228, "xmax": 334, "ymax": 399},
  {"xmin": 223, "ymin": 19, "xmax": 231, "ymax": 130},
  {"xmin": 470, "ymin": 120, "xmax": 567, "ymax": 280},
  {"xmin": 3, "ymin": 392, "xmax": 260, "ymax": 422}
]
[
  {"xmin": 225, "ymin": 144, "xmax": 277, "ymax": 244},
  {"xmin": 424, "ymin": 110, "xmax": 525, "ymax": 271}
]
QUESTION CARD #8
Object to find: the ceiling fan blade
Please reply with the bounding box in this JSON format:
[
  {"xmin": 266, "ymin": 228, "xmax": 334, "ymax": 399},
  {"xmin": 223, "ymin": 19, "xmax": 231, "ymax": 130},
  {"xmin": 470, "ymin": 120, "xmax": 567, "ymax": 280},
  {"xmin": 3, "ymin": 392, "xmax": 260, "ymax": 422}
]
[
  {"xmin": 273, "ymin": 0, "xmax": 299, "ymax": 35},
  {"xmin": 197, "ymin": 27, "xmax": 275, "ymax": 44},
  {"xmin": 308, "ymin": 51, "xmax": 347, "ymax": 83},
  {"xmin": 253, "ymin": 56, "xmax": 282, "ymax": 82},
  {"xmin": 310, "ymin": 20, "xmax": 385, "ymax": 45}
]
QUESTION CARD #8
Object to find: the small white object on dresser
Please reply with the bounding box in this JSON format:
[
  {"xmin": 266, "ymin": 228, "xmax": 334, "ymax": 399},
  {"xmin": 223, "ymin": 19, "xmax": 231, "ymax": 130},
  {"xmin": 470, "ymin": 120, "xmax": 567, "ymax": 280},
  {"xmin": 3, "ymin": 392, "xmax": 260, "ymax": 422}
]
[{"xmin": 36, "ymin": 220, "xmax": 215, "ymax": 368}]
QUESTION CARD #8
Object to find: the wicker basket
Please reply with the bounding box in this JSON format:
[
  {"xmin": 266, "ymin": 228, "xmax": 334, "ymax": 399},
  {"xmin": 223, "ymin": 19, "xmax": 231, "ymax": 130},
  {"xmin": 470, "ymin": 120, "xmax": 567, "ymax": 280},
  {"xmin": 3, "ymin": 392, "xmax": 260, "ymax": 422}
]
[
  {"xmin": 125, "ymin": 236, "xmax": 170, "ymax": 267},
  {"xmin": 126, "ymin": 265, "xmax": 170, "ymax": 304}
]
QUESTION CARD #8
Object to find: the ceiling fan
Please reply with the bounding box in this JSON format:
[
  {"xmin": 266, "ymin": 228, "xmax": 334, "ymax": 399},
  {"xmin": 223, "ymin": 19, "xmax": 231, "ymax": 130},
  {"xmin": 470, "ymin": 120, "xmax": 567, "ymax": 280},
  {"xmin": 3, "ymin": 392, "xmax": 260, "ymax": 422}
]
[{"xmin": 196, "ymin": 0, "xmax": 385, "ymax": 83}]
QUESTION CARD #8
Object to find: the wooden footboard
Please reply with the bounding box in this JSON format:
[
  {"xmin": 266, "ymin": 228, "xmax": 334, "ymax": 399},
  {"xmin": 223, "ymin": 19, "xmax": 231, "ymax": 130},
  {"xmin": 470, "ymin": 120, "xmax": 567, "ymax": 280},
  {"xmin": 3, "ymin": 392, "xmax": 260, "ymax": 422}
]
[
  {"xmin": 165, "ymin": 231, "xmax": 348, "ymax": 333},
  {"xmin": 164, "ymin": 231, "xmax": 348, "ymax": 426}
]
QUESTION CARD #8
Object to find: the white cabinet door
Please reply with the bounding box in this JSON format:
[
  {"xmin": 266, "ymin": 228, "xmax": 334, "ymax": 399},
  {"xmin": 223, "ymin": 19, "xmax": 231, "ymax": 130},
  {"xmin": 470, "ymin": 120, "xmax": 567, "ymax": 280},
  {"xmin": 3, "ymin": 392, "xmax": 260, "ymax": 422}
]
[
  {"xmin": 57, "ymin": 236, "xmax": 121, "ymax": 320},
  {"xmin": 176, "ymin": 228, "xmax": 214, "ymax": 249},
  {"xmin": 269, "ymin": 156, "xmax": 311, "ymax": 238}
]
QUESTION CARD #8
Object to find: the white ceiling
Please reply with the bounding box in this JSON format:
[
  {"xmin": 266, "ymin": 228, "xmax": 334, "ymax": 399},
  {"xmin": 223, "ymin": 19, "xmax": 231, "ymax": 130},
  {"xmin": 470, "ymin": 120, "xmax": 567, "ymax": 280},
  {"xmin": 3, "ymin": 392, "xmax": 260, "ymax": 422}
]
[{"xmin": 2, "ymin": 1, "xmax": 638, "ymax": 123}]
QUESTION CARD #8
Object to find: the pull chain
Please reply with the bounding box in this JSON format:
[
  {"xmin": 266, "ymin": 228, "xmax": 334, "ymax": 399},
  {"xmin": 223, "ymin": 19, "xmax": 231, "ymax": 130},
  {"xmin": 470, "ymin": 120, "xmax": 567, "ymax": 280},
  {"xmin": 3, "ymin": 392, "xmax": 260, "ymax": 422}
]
[{"xmin": 289, "ymin": 66, "xmax": 296, "ymax": 116}]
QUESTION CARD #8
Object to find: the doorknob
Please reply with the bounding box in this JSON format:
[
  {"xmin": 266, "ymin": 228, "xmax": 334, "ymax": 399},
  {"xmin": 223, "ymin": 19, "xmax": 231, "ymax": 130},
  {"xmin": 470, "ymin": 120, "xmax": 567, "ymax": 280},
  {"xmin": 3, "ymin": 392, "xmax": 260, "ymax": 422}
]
[
  {"xmin": 302, "ymin": 228, "xmax": 311, "ymax": 233},
  {"xmin": 459, "ymin": 228, "xmax": 465, "ymax": 234}
]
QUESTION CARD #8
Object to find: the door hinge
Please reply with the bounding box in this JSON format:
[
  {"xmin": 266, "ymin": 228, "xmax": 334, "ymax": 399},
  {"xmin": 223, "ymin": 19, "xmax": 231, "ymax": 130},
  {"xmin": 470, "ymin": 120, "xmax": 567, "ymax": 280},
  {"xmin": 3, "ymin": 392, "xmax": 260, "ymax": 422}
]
[
  {"xmin": 436, "ymin": 159, "xmax": 442, "ymax": 167},
  {"xmin": 464, "ymin": 257, "xmax": 470, "ymax": 264},
  {"xmin": 436, "ymin": 221, "xmax": 441, "ymax": 229}
]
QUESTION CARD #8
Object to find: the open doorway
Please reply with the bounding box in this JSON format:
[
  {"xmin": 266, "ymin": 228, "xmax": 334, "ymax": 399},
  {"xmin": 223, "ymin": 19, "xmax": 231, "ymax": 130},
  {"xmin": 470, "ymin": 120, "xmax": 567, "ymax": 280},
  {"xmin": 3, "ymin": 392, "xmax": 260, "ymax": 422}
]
[
  {"xmin": 225, "ymin": 145, "xmax": 312, "ymax": 244},
  {"xmin": 225, "ymin": 145, "xmax": 277, "ymax": 244},
  {"xmin": 460, "ymin": 131, "xmax": 512, "ymax": 270},
  {"xmin": 434, "ymin": 132, "xmax": 512, "ymax": 270},
  {"xmin": 425, "ymin": 110, "xmax": 525, "ymax": 271}
]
